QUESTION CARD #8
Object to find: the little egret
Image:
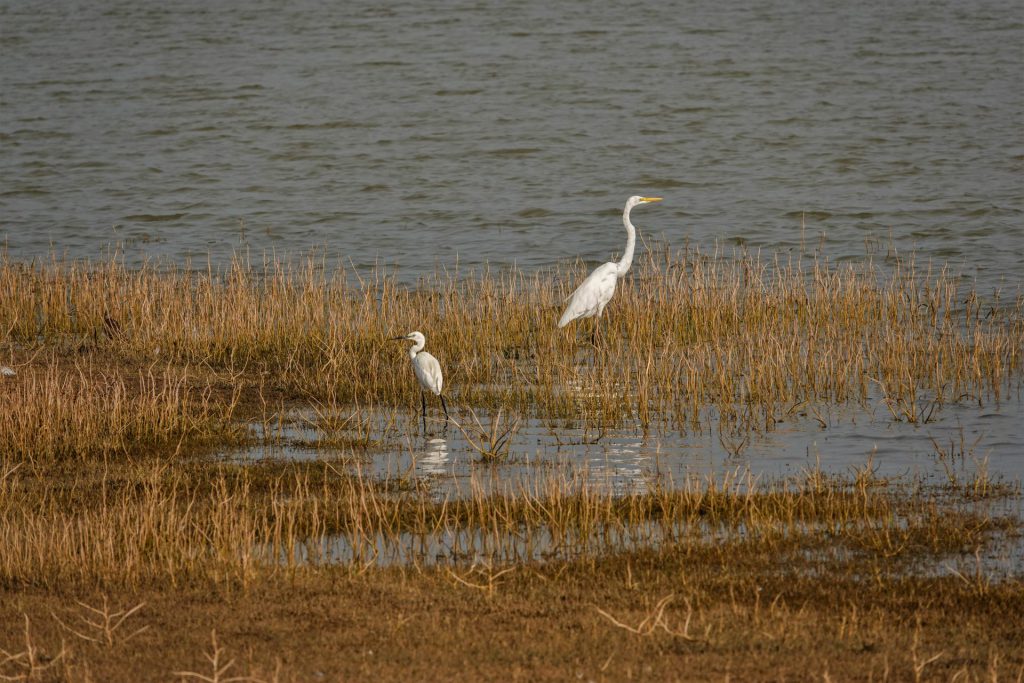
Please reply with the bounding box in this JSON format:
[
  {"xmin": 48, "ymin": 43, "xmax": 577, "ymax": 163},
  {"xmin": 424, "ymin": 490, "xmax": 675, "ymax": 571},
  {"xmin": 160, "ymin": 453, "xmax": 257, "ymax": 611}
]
[
  {"xmin": 557, "ymin": 195, "xmax": 663, "ymax": 336},
  {"xmin": 392, "ymin": 331, "xmax": 450, "ymax": 424}
]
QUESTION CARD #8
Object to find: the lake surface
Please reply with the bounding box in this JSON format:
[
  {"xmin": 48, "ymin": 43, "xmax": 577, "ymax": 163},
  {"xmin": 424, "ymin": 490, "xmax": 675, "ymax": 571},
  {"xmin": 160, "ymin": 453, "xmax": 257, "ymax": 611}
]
[{"xmin": 1, "ymin": 0, "xmax": 1022, "ymax": 291}]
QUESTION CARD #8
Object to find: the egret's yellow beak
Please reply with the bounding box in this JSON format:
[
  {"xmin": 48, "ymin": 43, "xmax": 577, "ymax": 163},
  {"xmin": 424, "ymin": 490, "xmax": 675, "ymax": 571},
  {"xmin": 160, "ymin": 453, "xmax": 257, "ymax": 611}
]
[{"xmin": 640, "ymin": 197, "xmax": 663, "ymax": 203}]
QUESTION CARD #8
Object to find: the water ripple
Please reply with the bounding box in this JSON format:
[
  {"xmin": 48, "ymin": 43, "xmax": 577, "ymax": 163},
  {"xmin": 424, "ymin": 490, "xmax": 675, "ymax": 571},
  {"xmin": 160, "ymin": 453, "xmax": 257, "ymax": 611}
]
[{"xmin": 0, "ymin": 0, "xmax": 1019, "ymax": 290}]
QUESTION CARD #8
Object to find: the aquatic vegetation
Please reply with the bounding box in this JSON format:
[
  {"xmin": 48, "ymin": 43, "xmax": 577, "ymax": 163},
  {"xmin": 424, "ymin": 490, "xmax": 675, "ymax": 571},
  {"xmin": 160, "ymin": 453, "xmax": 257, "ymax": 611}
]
[
  {"xmin": 0, "ymin": 451, "xmax": 1016, "ymax": 590},
  {"xmin": 1, "ymin": 248, "xmax": 1020, "ymax": 444},
  {"xmin": 450, "ymin": 407, "xmax": 520, "ymax": 462}
]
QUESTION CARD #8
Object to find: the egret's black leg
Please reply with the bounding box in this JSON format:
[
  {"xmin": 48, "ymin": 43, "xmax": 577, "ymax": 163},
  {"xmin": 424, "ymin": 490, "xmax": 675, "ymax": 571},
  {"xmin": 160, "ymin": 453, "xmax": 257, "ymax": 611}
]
[
  {"xmin": 439, "ymin": 394, "xmax": 450, "ymax": 421},
  {"xmin": 420, "ymin": 391, "xmax": 428, "ymax": 430}
]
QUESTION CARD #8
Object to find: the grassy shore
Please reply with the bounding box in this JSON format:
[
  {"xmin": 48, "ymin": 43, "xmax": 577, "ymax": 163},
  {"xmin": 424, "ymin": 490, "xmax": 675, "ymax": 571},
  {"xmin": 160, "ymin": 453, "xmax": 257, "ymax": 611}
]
[
  {"xmin": 3, "ymin": 544, "xmax": 1022, "ymax": 682},
  {"xmin": 1, "ymin": 453, "xmax": 1020, "ymax": 681},
  {"xmin": 1, "ymin": 250, "xmax": 1021, "ymax": 681}
]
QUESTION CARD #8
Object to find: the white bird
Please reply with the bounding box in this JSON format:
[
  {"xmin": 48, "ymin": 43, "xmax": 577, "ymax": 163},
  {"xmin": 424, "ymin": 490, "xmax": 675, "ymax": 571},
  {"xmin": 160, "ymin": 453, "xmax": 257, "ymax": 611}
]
[
  {"xmin": 557, "ymin": 195, "xmax": 663, "ymax": 334},
  {"xmin": 392, "ymin": 331, "xmax": 450, "ymax": 424}
]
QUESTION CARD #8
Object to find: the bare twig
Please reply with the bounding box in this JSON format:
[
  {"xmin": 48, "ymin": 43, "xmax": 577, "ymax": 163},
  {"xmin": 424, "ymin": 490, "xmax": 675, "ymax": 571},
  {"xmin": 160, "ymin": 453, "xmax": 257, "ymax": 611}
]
[
  {"xmin": 595, "ymin": 594, "xmax": 705, "ymax": 642},
  {"xmin": 173, "ymin": 630, "xmax": 258, "ymax": 683},
  {"xmin": 0, "ymin": 615, "xmax": 67, "ymax": 682},
  {"xmin": 52, "ymin": 596, "xmax": 148, "ymax": 647}
]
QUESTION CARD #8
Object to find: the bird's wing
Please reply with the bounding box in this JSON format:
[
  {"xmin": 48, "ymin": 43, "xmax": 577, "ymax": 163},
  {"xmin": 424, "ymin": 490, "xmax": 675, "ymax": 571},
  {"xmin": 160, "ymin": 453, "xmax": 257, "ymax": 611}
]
[
  {"xmin": 413, "ymin": 352, "xmax": 444, "ymax": 395},
  {"xmin": 558, "ymin": 262, "xmax": 619, "ymax": 327}
]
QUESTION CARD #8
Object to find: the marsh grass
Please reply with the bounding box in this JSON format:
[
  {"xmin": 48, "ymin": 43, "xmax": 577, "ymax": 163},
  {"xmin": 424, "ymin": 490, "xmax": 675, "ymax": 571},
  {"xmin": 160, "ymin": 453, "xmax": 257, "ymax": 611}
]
[
  {"xmin": 929, "ymin": 428, "xmax": 1021, "ymax": 501},
  {"xmin": 0, "ymin": 359, "xmax": 248, "ymax": 461},
  {"xmin": 0, "ymin": 448, "xmax": 1015, "ymax": 592},
  {"xmin": 2, "ymin": 247, "xmax": 1020, "ymax": 444},
  {"xmin": 0, "ymin": 447, "xmax": 1020, "ymax": 682},
  {"xmin": 450, "ymin": 407, "xmax": 520, "ymax": 462}
]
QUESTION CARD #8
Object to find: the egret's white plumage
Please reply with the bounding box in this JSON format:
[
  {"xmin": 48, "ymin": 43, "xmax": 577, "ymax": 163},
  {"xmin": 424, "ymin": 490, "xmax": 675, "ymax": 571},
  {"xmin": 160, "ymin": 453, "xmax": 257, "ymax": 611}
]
[
  {"xmin": 405, "ymin": 331, "xmax": 443, "ymax": 395},
  {"xmin": 558, "ymin": 195, "xmax": 662, "ymax": 329},
  {"xmin": 393, "ymin": 330, "xmax": 449, "ymax": 423}
]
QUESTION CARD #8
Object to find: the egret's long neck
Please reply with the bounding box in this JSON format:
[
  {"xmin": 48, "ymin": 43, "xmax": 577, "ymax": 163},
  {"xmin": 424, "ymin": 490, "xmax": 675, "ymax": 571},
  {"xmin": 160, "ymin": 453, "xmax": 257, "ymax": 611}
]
[
  {"xmin": 408, "ymin": 340, "xmax": 425, "ymax": 358},
  {"xmin": 616, "ymin": 204, "xmax": 637, "ymax": 275}
]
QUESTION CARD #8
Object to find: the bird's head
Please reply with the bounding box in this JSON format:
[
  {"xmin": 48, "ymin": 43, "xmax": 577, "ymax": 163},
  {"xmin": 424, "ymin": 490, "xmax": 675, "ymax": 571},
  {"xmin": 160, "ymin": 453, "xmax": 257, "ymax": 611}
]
[
  {"xmin": 626, "ymin": 195, "xmax": 663, "ymax": 209},
  {"xmin": 392, "ymin": 331, "xmax": 426, "ymax": 346}
]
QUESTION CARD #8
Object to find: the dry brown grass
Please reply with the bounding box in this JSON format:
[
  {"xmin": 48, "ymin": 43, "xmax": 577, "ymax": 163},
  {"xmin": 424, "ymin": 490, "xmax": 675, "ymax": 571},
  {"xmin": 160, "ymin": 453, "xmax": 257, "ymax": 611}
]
[
  {"xmin": 0, "ymin": 359, "xmax": 247, "ymax": 462},
  {"xmin": 0, "ymin": 539, "xmax": 1021, "ymax": 682},
  {"xmin": 2, "ymin": 248, "xmax": 1020, "ymax": 439},
  {"xmin": 0, "ymin": 448, "xmax": 1015, "ymax": 592}
]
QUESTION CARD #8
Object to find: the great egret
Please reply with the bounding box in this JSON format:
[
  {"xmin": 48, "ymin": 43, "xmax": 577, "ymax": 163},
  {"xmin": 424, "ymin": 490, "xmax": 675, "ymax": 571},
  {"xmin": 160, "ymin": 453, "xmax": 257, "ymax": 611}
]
[
  {"xmin": 557, "ymin": 195, "xmax": 663, "ymax": 333},
  {"xmin": 392, "ymin": 331, "xmax": 450, "ymax": 424}
]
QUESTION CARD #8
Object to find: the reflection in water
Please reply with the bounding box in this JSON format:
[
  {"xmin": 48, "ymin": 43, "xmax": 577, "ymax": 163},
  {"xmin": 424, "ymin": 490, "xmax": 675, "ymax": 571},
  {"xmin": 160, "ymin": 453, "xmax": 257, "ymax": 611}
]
[
  {"xmin": 590, "ymin": 440, "xmax": 649, "ymax": 495},
  {"xmin": 232, "ymin": 392, "xmax": 1024, "ymax": 501},
  {"xmin": 419, "ymin": 437, "xmax": 450, "ymax": 475},
  {"xmin": 236, "ymin": 399, "xmax": 1024, "ymax": 573}
]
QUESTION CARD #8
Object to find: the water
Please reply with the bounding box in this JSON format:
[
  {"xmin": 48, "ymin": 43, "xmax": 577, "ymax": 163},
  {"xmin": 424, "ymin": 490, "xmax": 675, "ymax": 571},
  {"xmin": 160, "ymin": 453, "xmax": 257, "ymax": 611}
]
[
  {"xmin": 241, "ymin": 400, "xmax": 1024, "ymax": 569},
  {"xmin": 2, "ymin": 0, "xmax": 1022, "ymax": 291},
  {"xmin": 240, "ymin": 392, "xmax": 1024, "ymax": 496},
  {"xmin": 275, "ymin": 515, "xmax": 1024, "ymax": 573},
  {"xmin": 245, "ymin": 404, "xmax": 1024, "ymax": 572}
]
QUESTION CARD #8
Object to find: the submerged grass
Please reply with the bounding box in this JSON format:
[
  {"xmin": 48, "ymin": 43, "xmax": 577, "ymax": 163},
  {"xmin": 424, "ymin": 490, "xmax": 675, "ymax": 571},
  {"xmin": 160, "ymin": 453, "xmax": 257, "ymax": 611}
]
[{"xmin": 0, "ymin": 452, "xmax": 1016, "ymax": 590}]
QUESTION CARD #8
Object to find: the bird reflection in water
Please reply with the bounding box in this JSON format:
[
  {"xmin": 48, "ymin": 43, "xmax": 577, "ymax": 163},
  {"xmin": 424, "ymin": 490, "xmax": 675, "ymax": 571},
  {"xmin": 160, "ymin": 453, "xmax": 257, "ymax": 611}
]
[{"xmin": 419, "ymin": 437, "xmax": 450, "ymax": 475}]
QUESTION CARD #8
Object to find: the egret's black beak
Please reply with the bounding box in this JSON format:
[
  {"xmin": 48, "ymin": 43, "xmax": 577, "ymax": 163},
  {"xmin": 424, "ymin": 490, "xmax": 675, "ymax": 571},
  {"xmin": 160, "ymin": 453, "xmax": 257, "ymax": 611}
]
[{"xmin": 390, "ymin": 336, "xmax": 406, "ymax": 341}]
